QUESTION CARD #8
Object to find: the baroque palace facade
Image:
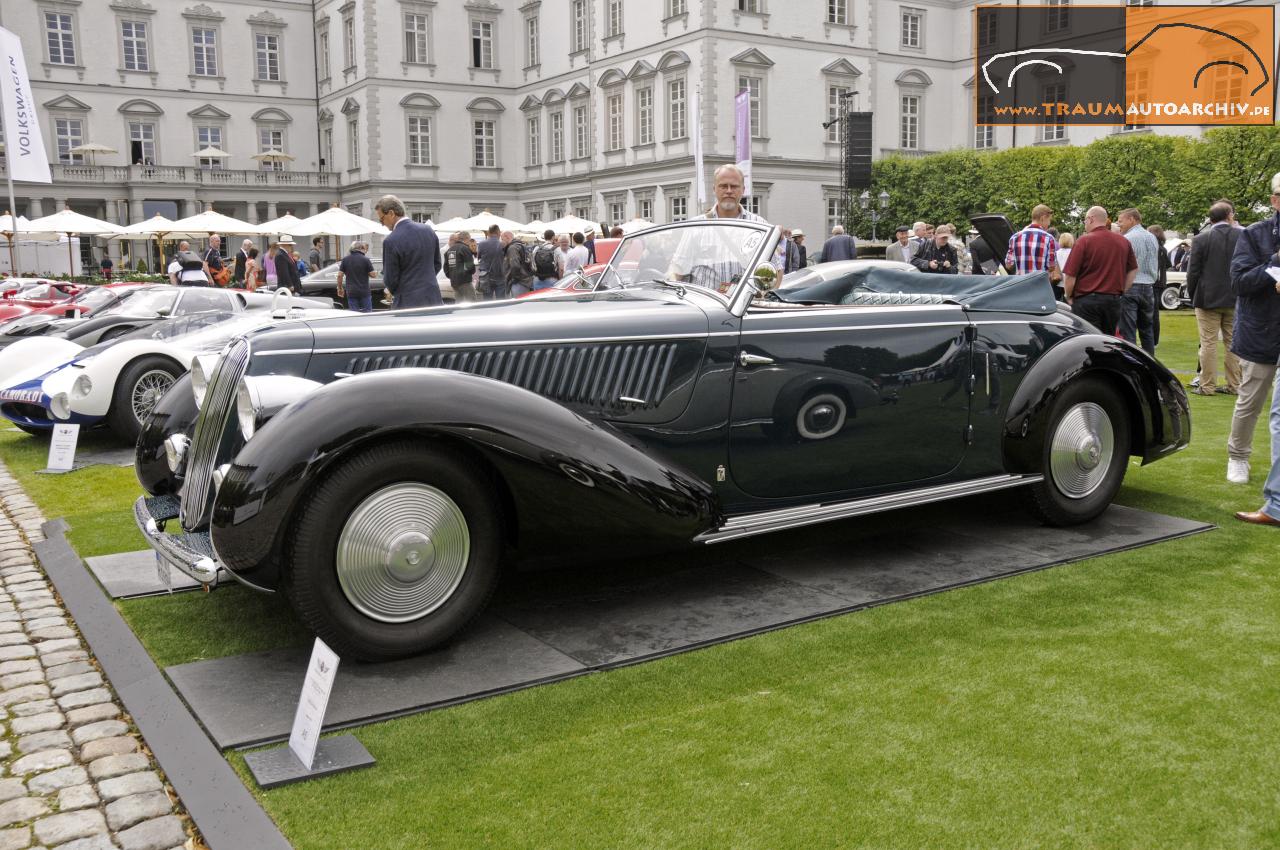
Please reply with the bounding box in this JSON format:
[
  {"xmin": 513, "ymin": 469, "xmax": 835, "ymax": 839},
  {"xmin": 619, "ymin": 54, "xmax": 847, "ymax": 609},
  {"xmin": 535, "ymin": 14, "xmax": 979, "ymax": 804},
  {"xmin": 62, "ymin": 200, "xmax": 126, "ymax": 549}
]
[{"xmin": 0, "ymin": 0, "xmax": 1240, "ymax": 257}]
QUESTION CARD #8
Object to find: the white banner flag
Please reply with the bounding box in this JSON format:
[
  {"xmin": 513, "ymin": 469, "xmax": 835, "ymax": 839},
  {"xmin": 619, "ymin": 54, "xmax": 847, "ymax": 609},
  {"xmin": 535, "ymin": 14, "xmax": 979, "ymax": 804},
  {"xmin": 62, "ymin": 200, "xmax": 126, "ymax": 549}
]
[
  {"xmin": 691, "ymin": 88, "xmax": 706, "ymax": 210},
  {"xmin": 0, "ymin": 27, "xmax": 52, "ymax": 184}
]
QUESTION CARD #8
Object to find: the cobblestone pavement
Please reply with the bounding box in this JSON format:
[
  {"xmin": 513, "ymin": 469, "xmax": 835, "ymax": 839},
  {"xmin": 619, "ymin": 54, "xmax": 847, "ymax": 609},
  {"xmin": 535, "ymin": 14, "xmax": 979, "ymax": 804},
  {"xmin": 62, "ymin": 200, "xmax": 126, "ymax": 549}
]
[{"xmin": 0, "ymin": 464, "xmax": 194, "ymax": 850}]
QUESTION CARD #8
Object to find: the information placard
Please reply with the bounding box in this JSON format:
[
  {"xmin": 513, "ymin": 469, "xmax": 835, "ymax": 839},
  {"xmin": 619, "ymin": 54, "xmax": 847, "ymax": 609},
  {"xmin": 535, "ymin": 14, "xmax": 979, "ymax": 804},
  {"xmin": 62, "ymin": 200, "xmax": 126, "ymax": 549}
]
[
  {"xmin": 288, "ymin": 638, "xmax": 340, "ymax": 770},
  {"xmin": 46, "ymin": 424, "xmax": 79, "ymax": 472}
]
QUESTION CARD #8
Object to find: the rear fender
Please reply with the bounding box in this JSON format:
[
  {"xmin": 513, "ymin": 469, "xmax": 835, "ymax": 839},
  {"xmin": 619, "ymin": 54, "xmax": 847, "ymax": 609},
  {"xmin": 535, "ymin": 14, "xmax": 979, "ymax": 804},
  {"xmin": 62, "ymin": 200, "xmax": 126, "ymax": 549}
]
[
  {"xmin": 210, "ymin": 369, "xmax": 718, "ymax": 588},
  {"xmin": 1002, "ymin": 334, "xmax": 1190, "ymax": 471}
]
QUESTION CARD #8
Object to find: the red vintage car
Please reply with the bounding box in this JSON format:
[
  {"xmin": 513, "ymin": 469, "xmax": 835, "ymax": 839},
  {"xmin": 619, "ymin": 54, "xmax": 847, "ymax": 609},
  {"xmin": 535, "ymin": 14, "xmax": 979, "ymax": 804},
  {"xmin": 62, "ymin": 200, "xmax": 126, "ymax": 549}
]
[
  {"xmin": 519, "ymin": 238, "xmax": 620, "ymax": 300},
  {"xmin": 0, "ymin": 280, "xmax": 83, "ymax": 322}
]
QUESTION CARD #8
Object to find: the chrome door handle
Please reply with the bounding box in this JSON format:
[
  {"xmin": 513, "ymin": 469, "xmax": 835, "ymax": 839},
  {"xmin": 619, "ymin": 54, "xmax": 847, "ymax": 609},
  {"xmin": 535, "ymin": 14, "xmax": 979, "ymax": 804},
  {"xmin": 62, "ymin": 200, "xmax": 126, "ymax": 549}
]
[{"xmin": 739, "ymin": 352, "xmax": 775, "ymax": 367}]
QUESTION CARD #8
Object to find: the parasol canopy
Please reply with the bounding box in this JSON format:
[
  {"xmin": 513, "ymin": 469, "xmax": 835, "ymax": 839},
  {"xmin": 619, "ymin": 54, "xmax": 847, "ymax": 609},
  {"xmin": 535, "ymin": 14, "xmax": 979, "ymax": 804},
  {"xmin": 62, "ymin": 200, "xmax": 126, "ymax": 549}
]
[
  {"xmin": 287, "ymin": 206, "xmax": 388, "ymax": 237},
  {"xmin": 451, "ymin": 210, "xmax": 531, "ymax": 235},
  {"xmin": 250, "ymin": 149, "xmax": 296, "ymax": 163},
  {"xmin": 542, "ymin": 214, "xmax": 601, "ymax": 236},
  {"xmin": 167, "ymin": 208, "xmax": 269, "ymax": 235}
]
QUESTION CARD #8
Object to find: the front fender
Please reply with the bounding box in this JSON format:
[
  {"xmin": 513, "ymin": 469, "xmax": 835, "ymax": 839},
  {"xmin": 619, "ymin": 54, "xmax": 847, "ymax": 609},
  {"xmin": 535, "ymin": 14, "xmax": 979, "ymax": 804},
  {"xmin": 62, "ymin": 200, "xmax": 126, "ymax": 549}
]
[
  {"xmin": 136, "ymin": 372, "xmax": 200, "ymax": 496},
  {"xmin": 211, "ymin": 369, "xmax": 719, "ymax": 588},
  {"xmin": 1002, "ymin": 334, "xmax": 1190, "ymax": 472},
  {"xmin": 72, "ymin": 342, "xmax": 189, "ymax": 418}
]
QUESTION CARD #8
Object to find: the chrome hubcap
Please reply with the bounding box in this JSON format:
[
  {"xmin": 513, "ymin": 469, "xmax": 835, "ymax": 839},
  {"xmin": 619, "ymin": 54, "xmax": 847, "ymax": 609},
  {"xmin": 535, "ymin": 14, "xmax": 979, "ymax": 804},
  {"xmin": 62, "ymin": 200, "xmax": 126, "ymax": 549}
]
[
  {"xmin": 132, "ymin": 370, "xmax": 175, "ymax": 422},
  {"xmin": 336, "ymin": 483, "xmax": 470, "ymax": 623},
  {"xmin": 1050, "ymin": 402, "xmax": 1114, "ymax": 499}
]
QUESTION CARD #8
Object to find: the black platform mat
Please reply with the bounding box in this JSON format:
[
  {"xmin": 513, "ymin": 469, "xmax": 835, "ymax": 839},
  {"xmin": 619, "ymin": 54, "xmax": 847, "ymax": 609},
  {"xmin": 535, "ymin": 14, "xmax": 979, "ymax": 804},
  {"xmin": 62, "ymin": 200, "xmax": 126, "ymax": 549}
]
[{"xmin": 164, "ymin": 502, "xmax": 1212, "ymax": 749}]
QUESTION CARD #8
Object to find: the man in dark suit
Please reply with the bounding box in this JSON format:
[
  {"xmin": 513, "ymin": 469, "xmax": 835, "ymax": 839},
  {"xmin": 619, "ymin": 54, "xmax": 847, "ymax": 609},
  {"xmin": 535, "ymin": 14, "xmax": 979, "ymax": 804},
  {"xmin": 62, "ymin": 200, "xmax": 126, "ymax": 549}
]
[
  {"xmin": 1186, "ymin": 201, "xmax": 1242, "ymax": 396},
  {"xmin": 272, "ymin": 235, "xmax": 302, "ymax": 293},
  {"xmin": 820, "ymin": 225, "xmax": 857, "ymax": 263},
  {"xmin": 234, "ymin": 239, "xmax": 251, "ymax": 286},
  {"xmin": 375, "ymin": 194, "xmax": 442, "ymax": 308}
]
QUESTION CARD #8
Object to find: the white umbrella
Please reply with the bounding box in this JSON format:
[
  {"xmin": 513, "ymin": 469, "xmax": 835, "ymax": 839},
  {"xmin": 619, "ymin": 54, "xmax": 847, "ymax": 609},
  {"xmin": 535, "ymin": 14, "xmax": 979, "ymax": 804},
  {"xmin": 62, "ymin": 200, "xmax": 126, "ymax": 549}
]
[
  {"xmin": 524, "ymin": 219, "xmax": 546, "ymax": 233},
  {"xmin": 0, "ymin": 214, "xmax": 58, "ymax": 275},
  {"xmin": 68, "ymin": 142, "xmax": 117, "ymax": 165},
  {"xmin": 192, "ymin": 146, "xmax": 231, "ymax": 159},
  {"xmin": 168, "ymin": 208, "xmax": 268, "ymax": 236},
  {"xmin": 453, "ymin": 210, "xmax": 531, "ymax": 235},
  {"xmin": 25, "ymin": 208, "xmax": 121, "ymax": 278},
  {"xmin": 250, "ymin": 149, "xmax": 296, "ymax": 163},
  {"xmin": 287, "ymin": 206, "xmax": 388, "ymax": 237},
  {"xmin": 110, "ymin": 214, "xmax": 204, "ymax": 267},
  {"xmin": 618, "ymin": 218, "xmax": 654, "ymax": 234},
  {"xmin": 259, "ymin": 213, "xmax": 306, "ymax": 233},
  {"xmin": 543, "ymin": 214, "xmax": 601, "ymax": 236}
]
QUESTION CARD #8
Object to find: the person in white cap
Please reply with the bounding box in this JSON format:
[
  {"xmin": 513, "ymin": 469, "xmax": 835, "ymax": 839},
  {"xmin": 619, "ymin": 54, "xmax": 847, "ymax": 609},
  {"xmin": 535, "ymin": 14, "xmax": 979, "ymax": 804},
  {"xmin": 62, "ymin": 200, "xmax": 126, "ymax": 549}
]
[
  {"xmin": 792, "ymin": 229, "xmax": 807, "ymax": 268},
  {"xmin": 271, "ymin": 234, "xmax": 301, "ymax": 293}
]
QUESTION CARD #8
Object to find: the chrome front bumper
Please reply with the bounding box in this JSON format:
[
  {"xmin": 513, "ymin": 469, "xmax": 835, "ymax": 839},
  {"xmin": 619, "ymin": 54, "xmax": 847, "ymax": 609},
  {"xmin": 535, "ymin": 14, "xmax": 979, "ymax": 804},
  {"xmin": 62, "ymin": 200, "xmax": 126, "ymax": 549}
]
[{"xmin": 133, "ymin": 494, "xmax": 222, "ymax": 586}]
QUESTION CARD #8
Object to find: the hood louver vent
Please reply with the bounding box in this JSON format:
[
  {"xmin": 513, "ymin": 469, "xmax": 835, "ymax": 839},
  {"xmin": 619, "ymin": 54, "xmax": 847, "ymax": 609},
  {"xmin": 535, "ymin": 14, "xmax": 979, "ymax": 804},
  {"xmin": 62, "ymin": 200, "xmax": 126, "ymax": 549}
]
[{"xmin": 346, "ymin": 343, "xmax": 680, "ymax": 410}]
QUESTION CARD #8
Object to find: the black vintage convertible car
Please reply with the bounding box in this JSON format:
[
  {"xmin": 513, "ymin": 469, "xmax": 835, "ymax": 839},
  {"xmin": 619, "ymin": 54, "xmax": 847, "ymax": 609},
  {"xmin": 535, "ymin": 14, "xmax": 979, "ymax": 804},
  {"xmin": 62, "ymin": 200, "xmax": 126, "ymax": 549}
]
[{"xmin": 133, "ymin": 219, "xmax": 1190, "ymax": 660}]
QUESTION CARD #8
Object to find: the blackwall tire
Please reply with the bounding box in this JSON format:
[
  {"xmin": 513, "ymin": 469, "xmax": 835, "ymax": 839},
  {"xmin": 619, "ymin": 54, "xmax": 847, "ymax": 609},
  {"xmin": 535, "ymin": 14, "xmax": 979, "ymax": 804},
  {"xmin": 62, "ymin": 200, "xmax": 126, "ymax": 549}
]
[
  {"xmin": 107, "ymin": 356, "xmax": 181, "ymax": 443},
  {"xmin": 286, "ymin": 440, "xmax": 502, "ymax": 661},
  {"xmin": 1028, "ymin": 377, "xmax": 1130, "ymax": 526}
]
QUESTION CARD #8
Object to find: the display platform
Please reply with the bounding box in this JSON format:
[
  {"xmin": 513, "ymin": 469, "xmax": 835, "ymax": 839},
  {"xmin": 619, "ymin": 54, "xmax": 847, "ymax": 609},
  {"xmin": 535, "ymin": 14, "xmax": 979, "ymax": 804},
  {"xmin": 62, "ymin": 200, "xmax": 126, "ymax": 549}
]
[
  {"xmin": 85, "ymin": 550, "xmax": 202, "ymax": 598},
  {"xmin": 164, "ymin": 500, "xmax": 1212, "ymax": 749}
]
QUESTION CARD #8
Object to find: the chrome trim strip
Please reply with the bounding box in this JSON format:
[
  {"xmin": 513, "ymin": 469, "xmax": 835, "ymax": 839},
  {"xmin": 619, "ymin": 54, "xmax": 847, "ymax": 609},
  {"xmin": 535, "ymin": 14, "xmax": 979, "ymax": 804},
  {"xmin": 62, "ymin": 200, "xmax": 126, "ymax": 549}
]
[
  {"xmin": 311, "ymin": 331, "xmax": 737, "ymax": 355},
  {"xmin": 745, "ymin": 304, "xmax": 964, "ymax": 318},
  {"xmin": 696, "ymin": 474, "xmax": 1043, "ymax": 544},
  {"xmin": 741, "ymin": 321, "xmax": 970, "ymax": 334}
]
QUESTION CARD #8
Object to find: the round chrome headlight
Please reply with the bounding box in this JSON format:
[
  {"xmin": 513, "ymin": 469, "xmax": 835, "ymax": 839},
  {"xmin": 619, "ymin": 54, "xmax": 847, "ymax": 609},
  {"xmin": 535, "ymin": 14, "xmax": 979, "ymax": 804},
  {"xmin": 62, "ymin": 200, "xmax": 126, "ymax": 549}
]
[
  {"xmin": 49, "ymin": 392, "xmax": 71, "ymax": 420},
  {"xmin": 236, "ymin": 380, "xmax": 257, "ymax": 441},
  {"xmin": 71, "ymin": 373, "xmax": 92, "ymax": 401},
  {"xmin": 164, "ymin": 434, "xmax": 189, "ymax": 474},
  {"xmin": 190, "ymin": 355, "xmax": 217, "ymax": 407}
]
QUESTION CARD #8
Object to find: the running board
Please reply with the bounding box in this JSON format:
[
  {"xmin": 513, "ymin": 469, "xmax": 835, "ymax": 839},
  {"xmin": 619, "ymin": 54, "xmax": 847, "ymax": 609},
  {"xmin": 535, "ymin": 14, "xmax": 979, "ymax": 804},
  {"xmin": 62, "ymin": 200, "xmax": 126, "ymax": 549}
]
[{"xmin": 696, "ymin": 474, "xmax": 1043, "ymax": 544}]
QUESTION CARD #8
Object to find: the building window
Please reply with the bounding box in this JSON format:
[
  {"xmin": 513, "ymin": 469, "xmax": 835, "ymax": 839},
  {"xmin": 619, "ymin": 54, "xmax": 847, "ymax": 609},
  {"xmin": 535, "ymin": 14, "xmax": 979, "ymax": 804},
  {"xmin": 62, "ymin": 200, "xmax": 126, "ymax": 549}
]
[
  {"xmin": 348, "ymin": 118, "xmax": 359, "ymax": 167},
  {"xmin": 977, "ymin": 12, "xmax": 997, "ymax": 47},
  {"xmin": 899, "ymin": 94, "xmax": 919, "ymax": 149},
  {"xmin": 321, "ymin": 126, "xmax": 333, "ymax": 170},
  {"xmin": 1041, "ymin": 83, "xmax": 1066, "ymax": 141},
  {"xmin": 636, "ymin": 86, "xmax": 653, "ymax": 145},
  {"xmin": 45, "ymin": 12, "xmax": 76, "ymax": 65},
  {"xmin": 573, "ymin": 105, "xmax": 589, "ymax": 158},
  {"xmin": 571, "ymin": 1, "xmax": 587, "ymax": 52},
  {"xmin": 737, "ymin": 75, "xmax": 763, "ymax": 138},
  {"xmin": 975, "ymin": 96, "xmax": 994, "ymax": 148},
  {"xmin": 607, "ymin": 93, "xmax": 624, "ymax": 151},
  {"xmin": 121, "ymin": 21, "xmax": 149, "ymax": 71},
  {"xmin": 637, "ymin": 196, "xmax": 653, "ymax": 220},
  {"xmin": 258, "ymin": 127, "xmax": 285, "ymax": 170},
  {"xmin": 827, "ymin": 85, "xmax": 850, "ymax": 143},
  {"xmin": 827, "ymin": 196, "xmax": 843, "ymax": 233},
  {"xmin": 471, "ymin": 19, "xmax": 493, "ymax": 69},
  {"xmin": 128, "ymin": 121, "xmax": 156, "ymax": 164},
  {"xmin": 608, "ymin": 199, "xmax": 625, "ymax": 224},
  {"xmin": 667, "ymin": 77, "xmax": 687, "ymax": 139},
  {"xmin": 550, "ymin": 111, "xmax": 564, "ymax": 162},
  {"xmin": 743, "ymin": 196, "xmax": 761, "ymax": 215},
  {"xmin": 407, "ymin": 115, "xmax": 432, "ymax": 165},
  {"xmin": 527, "ymin": 115, "xmax": 541, "ymax": 166},
  {"xmin": 738, "ymin": 0, "xmax": 761, "ymax": 11},
  {"xmin": 193, "ymin": 28, "xmax": 218, "ymax": 76},
  {"xmin": 1210, "ymin": 52, "xmax": 1245, "ymax": 103},
  {"xmin": 405, "ymin": 13, "xmax": 429, "ymax": 63},
  {"xmin": 343, "ymin": 14, "xmax": 356, "ymax": 69},
  {"xmin": 195, "ymin": 125, "xmax": 224, "ymax": 168},
  {"xmin": 1046, "ymin": 0, "xmax": 1069, "ymax": 32},
  {"xmin": 669, "ymin": 195, "xmax": 688, "ymax": 222},
  {"xmin": 901, "ymin": 9, "xmax": 922, "ymax": 48},
  {"xmin": 473, "ymin": 119, "xmax": 495, "ymax": 167},
  {"xmin": 54, "ymin": 118, "xmax": 84, "ymax": 164},
  {"xmin": 606, "ymin": 0, "xmax": 623, "ymax": 37},
  {"xmin": 255, "ymin": 32, "xmax": 281, "ymax": 80},
  {"xmin": 828, "ymin": 0, "xmax": 848, "ymax": 24},
  {"xmin": 549, "ymin": 203, "xmax": 564, "ymax": 219},
  {"xmin": 317, "ymin": 29, "xmax": 329, "ymax": 79},
  {"xmin": 667, "ymin": 0, "xmax": 687, "ymax": 15},
  {"xmin": 574, "ymin": 202, "xmax": 590, "ymax": 219},
  {"xmin": 1122, "ymin": 65, "xmax": 1150, "ymax": 131},
  {"xmin": 525, "ymin": 15, "xmax": 539, "ymax": 67}
]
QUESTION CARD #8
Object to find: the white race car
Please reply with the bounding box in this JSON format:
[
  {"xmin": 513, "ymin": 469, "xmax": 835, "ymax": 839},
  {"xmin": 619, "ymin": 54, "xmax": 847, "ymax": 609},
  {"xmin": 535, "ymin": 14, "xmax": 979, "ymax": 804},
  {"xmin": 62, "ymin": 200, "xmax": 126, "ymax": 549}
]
[{"xmin": 0, "ymin": 297, "xmax": 351, "ymax": 441}]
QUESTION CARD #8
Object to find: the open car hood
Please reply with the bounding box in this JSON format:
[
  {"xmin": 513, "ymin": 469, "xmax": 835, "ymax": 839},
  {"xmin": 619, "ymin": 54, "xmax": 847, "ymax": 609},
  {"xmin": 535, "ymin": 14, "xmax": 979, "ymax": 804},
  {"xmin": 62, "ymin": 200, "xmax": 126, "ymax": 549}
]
[{"xmin": 969, "ymin": 214, "xmax": 1015, "ymax": 265}]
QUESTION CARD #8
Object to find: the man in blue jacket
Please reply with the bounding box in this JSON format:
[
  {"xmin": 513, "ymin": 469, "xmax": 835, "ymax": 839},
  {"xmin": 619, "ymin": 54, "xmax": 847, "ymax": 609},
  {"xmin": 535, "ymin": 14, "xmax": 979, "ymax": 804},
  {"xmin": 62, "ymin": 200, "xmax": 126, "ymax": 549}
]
[
  {"xmin": 1231, "ymin": 172, "xmax": 1280, "ymax": 525},
  {"xmin": 375, "ymin": 194, "xmax": 442, "ymax": 308}
]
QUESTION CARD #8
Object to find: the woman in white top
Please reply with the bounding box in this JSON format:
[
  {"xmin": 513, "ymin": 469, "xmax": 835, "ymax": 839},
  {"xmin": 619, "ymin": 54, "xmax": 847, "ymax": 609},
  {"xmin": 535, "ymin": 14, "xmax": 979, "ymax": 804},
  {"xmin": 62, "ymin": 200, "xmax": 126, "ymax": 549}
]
[{"xmin": 1055, "ymin": 232, "xmax": 1074, "ymax": 274}]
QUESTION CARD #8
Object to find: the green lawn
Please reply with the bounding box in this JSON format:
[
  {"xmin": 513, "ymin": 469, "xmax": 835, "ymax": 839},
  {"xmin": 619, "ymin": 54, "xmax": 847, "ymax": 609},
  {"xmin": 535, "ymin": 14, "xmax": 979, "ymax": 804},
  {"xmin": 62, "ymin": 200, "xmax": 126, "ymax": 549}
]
[{"xmin": 4, "ymin": 310, "xmax": 1278, "ymax": 848}]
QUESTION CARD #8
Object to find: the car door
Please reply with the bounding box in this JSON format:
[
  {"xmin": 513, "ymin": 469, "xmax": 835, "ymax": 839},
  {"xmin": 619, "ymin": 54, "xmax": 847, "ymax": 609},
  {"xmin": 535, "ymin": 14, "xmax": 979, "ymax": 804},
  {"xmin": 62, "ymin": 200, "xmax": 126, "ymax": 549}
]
[{"xmin": 727, "ymin": 303, "xmax": 974, "ymax": 500}]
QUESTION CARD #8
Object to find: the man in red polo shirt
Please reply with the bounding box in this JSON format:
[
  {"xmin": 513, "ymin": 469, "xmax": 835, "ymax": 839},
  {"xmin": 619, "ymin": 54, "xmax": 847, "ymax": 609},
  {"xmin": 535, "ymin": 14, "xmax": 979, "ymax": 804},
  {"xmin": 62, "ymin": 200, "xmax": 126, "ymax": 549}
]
[{"xmin": 1062, "ymin": 205, "xmax": 1137, "ymax": 334}]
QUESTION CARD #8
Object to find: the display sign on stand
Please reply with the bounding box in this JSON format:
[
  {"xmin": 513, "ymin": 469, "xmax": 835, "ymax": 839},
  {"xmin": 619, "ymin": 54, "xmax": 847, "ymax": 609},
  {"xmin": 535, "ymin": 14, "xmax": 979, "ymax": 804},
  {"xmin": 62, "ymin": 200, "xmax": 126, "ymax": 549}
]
[
  {"xmin": 244, "ymin": 637, "xmax": 375, "ymax": 788},
  {"xmin": 43, "ymin": 424, "xmax": 79, "ymax": 473}
]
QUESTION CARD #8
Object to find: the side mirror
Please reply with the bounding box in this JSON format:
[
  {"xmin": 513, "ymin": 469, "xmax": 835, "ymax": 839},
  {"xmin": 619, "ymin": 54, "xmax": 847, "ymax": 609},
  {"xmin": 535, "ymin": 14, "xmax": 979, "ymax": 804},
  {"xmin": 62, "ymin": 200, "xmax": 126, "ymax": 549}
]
[
  {"xmin": 752, "ymin": 265, "xmax": 778, "ymax": 291},
  {"xmin": 64, "ymin": 308, "xmax": 77, "ymax": 318},
  {"xmin": 155, "ymin": 307, "xmax": 171, "ymax": 317}
]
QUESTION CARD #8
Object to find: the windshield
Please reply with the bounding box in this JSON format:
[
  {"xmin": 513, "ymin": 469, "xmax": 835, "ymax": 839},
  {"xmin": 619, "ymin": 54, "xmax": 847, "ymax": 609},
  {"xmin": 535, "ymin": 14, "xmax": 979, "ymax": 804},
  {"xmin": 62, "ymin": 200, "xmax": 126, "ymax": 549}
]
[
  {"xmin": 600, "ymin": 220, "xmax": 774, "ymax": 297},
  {"xmin": 111, "ymin": 289, "xmax": 177, "ymax": 317},
  {"xmin": 73, "ymin": 287, "xmax": 123, "ymax": 310},
  {"xmin": 14, "ymin": 284, "xmax": 68, "ymax": 301},
  {"xmin": 78, "ymin": 313, "xmax": 265, "ymax": 359}
]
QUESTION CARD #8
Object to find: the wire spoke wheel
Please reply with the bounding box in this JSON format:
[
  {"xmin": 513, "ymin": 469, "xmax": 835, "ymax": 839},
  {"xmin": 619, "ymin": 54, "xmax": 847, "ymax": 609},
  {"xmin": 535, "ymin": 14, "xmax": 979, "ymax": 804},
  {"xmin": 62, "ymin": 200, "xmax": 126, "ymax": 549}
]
[
  {"xmin": 130, "ymin": 370, "xmax": 176, "ymax": 423},
  {"xmin": 1048, "ymin": 401, "xmax": 1114, "ymax": 499},
  {"xmin": 335, "ymin": 482, "xmax": 471, "ymax": 623}
]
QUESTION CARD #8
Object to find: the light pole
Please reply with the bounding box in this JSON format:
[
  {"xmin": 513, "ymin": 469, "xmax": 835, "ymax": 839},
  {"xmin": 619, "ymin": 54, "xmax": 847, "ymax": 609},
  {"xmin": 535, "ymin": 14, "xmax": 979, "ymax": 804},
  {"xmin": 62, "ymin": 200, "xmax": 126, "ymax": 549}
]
[{"xmin": 859, "ymin": 190, "xmax": 890, "ymax": 241}]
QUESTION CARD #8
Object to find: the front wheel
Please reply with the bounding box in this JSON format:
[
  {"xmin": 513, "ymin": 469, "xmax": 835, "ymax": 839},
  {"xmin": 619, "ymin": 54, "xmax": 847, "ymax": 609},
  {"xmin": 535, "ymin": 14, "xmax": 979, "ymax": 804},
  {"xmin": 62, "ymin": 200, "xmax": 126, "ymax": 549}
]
[
  {"xmin": 107, "ymin": 356, "xmax": 182, "ymax": 443},
  {"xmin": 1159, "ymin": 286, "xmax": 1182, "ymax": 311},
  {"xmin": 1027, "ymin": 377, "xmax": 1130, "ymax": 526},
  {"xmin": 286, "ymin": 440, "xmax": 503, "ymax": 661}
]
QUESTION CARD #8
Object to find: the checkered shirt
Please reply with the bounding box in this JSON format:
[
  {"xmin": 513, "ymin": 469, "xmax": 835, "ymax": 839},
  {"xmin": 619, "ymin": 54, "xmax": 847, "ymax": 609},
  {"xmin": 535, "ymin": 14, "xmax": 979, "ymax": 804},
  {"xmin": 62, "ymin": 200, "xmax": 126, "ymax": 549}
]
[{"xmin": 1004, "ymin": 224, "xmax": 1059, "ymax": 274}]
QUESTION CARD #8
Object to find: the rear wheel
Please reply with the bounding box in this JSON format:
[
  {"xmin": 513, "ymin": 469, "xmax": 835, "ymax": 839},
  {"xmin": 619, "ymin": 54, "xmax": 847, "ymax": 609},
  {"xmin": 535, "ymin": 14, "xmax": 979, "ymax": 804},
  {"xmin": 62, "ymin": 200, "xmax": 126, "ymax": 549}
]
[
  {"xmin": 1159, "ymin": 286, "xmax": 1181, "ymax": 311},
  {"xmin": 1028, "ymin": 377, "xmax": 1130, "ymax": 526},
  {"xmin": 107, "ymin": 356, "xmax": 181, "ymax": 443},
  {"xmin": 286, "ymin": 440, "xmax": 503, "ymax": 661}
]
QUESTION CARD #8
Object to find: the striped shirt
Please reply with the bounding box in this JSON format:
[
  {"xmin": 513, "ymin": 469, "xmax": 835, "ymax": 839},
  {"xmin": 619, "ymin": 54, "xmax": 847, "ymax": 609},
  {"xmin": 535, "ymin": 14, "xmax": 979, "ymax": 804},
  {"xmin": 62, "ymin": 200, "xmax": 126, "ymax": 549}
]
[{"xmin": 1005, "ymin": 223, "xmax": 1059, "ymax": 274}]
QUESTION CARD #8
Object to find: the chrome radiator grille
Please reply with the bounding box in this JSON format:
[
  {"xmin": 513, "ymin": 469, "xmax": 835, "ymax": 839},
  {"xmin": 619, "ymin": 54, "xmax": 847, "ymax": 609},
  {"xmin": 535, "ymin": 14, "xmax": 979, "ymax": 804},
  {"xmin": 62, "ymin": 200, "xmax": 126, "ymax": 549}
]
[
  {"xmin": 345, "ymin": 343, "xmax": 681, "ymax": 410},
  {"xmin": 180, "ymin": 338, "xmax": 250, "ymax": 530}
]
